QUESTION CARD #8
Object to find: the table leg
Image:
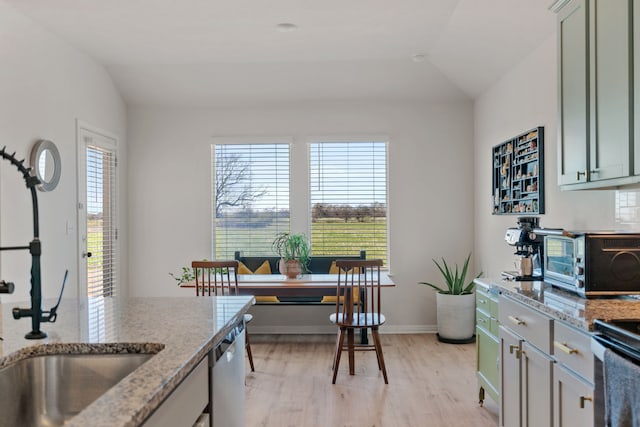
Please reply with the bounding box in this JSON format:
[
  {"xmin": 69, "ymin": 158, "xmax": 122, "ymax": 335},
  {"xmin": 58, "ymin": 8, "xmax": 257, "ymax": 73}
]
[
  {"xmin": 360, "ymin": 328, "xmax": 368, "ymax": 345},
  {"xmin": 359, "ymin": 288, "xmax": 368, "ymax": 344}
]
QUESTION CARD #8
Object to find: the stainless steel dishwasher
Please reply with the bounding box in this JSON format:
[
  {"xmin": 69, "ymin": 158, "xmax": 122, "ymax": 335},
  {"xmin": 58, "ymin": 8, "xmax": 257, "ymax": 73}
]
[{"xmin": 210, "ymin": 319, "xmax": 246, "ymax": 427}]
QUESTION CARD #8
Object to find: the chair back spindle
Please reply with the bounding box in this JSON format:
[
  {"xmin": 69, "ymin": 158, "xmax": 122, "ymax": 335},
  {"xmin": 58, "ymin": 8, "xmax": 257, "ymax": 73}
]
[
  {"xmin": 191, "ymin": 260, "xmax": 239, "ymax": 297},
  {"xmin": 334, "ymin": 259, "xmax": 383, "ymax": 328}
]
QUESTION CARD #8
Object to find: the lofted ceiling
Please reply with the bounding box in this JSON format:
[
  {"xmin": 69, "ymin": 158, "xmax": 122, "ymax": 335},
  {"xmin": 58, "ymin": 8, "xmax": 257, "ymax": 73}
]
[{"xmin": 4, "ymin": 0, "xmax": 555, "ymax": 107}]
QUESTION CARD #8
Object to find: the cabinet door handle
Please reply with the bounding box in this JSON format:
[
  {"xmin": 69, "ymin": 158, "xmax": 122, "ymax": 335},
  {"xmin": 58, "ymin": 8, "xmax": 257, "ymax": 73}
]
[
  {"xmin": 580, "ymin": 396, "xmax": 593, "ymax": 409},
  {"xmin": 509, "ymin": 344, "xmax": 521, "ymax": 359},
  {"xmin": 478, "ymin": 299, "xmax": 487, "ymax": 304},
  {"xmin": 507, "ymin": 315, "xmax": 525, "ymax": 326},
  {"xmin": 576, "ymin": 170, "xmax": 586, "ymax": 180},
  {"xmin": 554, "ymin": 341, "xmax": 579, "ymax": 355},
  {"xmin": 478, "ymin": 318, "xmax": 487, "ymax": 323}
]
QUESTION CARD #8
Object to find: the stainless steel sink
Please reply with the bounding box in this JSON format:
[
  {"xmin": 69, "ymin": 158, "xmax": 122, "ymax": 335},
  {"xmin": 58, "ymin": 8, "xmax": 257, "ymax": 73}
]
[{"xmin": 0, "ymin": 352, "xmax": 154, "ymax": 427}]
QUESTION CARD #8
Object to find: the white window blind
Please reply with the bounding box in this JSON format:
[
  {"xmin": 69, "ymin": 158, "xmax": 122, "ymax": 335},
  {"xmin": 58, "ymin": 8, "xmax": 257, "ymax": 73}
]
[
  {"xmin": 214, "ymin": 143, "xmax": 290, "ymax": 258},
  {"xmin": 86, "ymin": 145, "xmax": 117, "ymax": 298},
  {"xmin": 309, "ymin": 141, "xmax": 388, "ymax": 264}
]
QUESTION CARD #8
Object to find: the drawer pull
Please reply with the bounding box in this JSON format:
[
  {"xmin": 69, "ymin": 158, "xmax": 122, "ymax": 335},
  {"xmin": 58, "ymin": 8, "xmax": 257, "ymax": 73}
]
[
  {"xmin": 507, "ymin": 315, "xmax": 525, "ymax": 326},
  {"xmin": 554, "ymin": 341, "xmax": 579, "ymax": 355},
  {"xmin": 579, "ymin": 396, "xmax": 592, "ymax": 409},
  {"xmin": 478, "ymin": 318, "xmax": 487, "ymax": 323},
  {"xmin": 509, "ymin": 345, "xmax": 521, "ymax": 359}
]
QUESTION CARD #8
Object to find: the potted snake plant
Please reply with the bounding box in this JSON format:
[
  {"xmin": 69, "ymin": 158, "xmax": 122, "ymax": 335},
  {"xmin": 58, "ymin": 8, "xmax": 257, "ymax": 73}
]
[
  {"xmin": 272, "ymin": 232, "xmax": 310, "ymax": 279},
  {"xmin": 419, "ymin": 253, "xmax": 482, "ymax": 343}
]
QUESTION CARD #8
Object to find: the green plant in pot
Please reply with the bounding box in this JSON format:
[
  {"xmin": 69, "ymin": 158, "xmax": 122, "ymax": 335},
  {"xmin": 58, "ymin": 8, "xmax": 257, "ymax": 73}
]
[
  {"xmin": 419, "ymin": 253, "xmax": 482, "ymax": 343},
  {"xmin": 272, "ymin": 232, "xmax": 310, "ymax": 279},
  {"xmin": 169, "ymin": 259, "xmax": 222, "ymax": 286}
]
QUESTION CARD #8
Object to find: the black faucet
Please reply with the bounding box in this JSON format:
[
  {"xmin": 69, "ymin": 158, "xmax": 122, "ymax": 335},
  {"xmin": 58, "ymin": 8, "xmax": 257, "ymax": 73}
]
[{"xmin": 0, "ymin": 147, "xmax": 62, "ymax": 339}]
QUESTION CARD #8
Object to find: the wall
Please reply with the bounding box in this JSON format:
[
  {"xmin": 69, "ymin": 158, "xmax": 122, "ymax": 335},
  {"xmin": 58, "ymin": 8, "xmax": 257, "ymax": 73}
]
[
  {"xmin": 127, "ymin": 99, "xmax": 474, "ymax": 333},
  {"xmin": 0, "ymin": 2, "xmax": 127, "ymax": 304},
  {"xmin": 473, "ymin": 35, "xmax": 628, "ymax": 278}
]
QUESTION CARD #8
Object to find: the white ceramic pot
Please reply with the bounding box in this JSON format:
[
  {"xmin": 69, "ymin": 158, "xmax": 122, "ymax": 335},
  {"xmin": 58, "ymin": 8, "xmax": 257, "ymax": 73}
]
[
  {"xmin": 279, "ymin": 259, "xmax": 302, "ymax": 279},
  {"xmin": 436, "ymin": 292, "xmax": 476, "ymax": 341}
]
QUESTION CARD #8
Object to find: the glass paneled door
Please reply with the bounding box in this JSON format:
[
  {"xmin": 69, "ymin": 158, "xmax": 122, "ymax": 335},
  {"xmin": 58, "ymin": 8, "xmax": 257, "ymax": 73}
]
[{"xmin": 77, "ymin": 123, "xmax": 119, "ymax": 340}]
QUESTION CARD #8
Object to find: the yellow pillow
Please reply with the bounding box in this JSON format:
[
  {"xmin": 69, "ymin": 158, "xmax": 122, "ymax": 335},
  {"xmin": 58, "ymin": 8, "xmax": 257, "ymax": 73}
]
[
  {"xmin": 324, "ymin": 261, "xmax": 360, "ymax": 303},
  {"xmin": 255, "ymin": 296, "xmax": 280, "ymax": 303},
  {"xmin": 329, "ymin": 261, "xmax": 339, "ymax": 274},
  {"xmin": 321, "ymin": 293, "xmax": 360, "ymax": 304},
  {"xmin": 253, "ymin": 260, "xmax": 272, "ymax": 275},
  {"xmin": 237, "ymin": 260, "xmax": 278, "ymax": 303},
  {"xmin": 237, "ymin": 261, "xmax": 253, "ymax": 275},
  {"xmin": 237, "ymin": 260, "xmax": 272, "ymax": 275},
  {"xmin": 329, "ymin": 261, "xmax": 359, "ymax": 274}
]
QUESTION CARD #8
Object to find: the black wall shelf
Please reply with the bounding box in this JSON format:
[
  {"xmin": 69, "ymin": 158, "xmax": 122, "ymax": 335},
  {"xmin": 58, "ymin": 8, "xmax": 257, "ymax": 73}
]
[{"xmin": 492, "ymin": 127, "xmax": 544, "ymax": 215}]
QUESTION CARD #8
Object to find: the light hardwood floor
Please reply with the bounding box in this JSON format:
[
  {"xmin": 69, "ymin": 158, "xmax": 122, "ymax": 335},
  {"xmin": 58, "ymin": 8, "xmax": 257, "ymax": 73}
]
[{"xmin": 245, "ymin": 334, "xmax": 499, "ymax": 427}]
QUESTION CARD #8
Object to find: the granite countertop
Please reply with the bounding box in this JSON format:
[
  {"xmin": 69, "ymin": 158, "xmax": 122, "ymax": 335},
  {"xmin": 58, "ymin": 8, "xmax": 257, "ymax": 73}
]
[
  {"xmin": 475, "ymin": 278, "xmax": 640, "ymax": 331},
  {"xmin": 0, "ymin": 295, "xmax": 254, "ymax": 427}
]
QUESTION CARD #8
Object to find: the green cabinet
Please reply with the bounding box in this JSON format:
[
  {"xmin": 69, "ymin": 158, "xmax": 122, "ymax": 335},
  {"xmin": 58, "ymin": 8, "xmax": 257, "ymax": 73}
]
[
  {"xmin": 589, "ymin": 0, "xmax": 631, "ymax": 182},
  {"xmin": 476, "ymin": 285, "xmax": 499, "ymax": 406},
  {"xmin": 557, "ymin": 0, "xmax": 589, "ymax": 186},
  {"xmin": 553, "ymin": 0, "xmax": 635, "ymax": 189}
]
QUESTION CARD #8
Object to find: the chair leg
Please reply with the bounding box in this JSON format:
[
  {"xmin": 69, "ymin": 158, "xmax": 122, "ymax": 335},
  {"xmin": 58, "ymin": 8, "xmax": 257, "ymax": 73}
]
[
  {"xmin": 332, "ymin": 328, "xmax": 346, "ymax": 384},
  {"xmin": 332, "ymin": 330, "xmax": 342, "ymax": 371},
  {"xmin": 373, "ymin": 331, "xmax": 382, "ymax": 370},
  {"xmin": 372, "ymin": 328, "xmax": 388, "ymax": 384},
  {"xmin": 245, "ymin": 328, "xmax": 255, "ymax": 372},
  {"xmin": 347, "ymin": 328, "xmax": 355, "ymax": 376}
]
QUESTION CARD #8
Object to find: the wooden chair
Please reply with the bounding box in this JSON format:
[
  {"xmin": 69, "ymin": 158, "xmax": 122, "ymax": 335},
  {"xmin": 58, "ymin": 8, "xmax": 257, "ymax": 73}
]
[
  {"xmin": 192, "ymin": 260, "xmax": 255, "ymax": 372},
  {"xmin": 329, "ymin": 259, "xmax": 388, "ymax": 384}
]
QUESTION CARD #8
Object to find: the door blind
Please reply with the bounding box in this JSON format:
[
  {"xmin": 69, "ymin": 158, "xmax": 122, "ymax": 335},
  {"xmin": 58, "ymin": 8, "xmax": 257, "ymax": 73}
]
[
  {"xmin": 86, "ymin": 145, "xmax": 117, "ymax": 298},
  {"xmin": 213, "ymin": 143, "xmax": 290, "ymax": 258},
  {"xmin": 309, "ymin": 141, "xmax": 388, "ymax": 264}
]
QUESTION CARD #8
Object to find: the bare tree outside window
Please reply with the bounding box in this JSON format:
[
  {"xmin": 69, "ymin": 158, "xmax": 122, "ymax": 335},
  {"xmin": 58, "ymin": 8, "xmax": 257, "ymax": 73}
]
[
  {"xmin": 215, "ymin": 153, "xmax": 267, "ymax": 217},
  {"xmin": 214, "ymin": 143, "xmax": 290, "ymax": 258}
]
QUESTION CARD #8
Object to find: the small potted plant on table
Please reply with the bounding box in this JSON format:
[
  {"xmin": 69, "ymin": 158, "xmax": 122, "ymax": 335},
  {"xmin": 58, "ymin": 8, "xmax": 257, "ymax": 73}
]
[
  {"xmin": 272, "ymin": 232, "xmax": 311, "ymax": 279},
  {"xmin": 419, "ymin": 253, "xmax": 482, "ymax": 343}
]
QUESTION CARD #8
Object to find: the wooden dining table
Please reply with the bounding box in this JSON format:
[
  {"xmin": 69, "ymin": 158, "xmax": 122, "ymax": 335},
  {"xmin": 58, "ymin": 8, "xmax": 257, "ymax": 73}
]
[
  {"xmin": 232, "ymin": 272, "xmax": 395, "ymax": 297},
  {"xmin": 181, "ymin": 272, "xmax": 396, "ymax": 344}
]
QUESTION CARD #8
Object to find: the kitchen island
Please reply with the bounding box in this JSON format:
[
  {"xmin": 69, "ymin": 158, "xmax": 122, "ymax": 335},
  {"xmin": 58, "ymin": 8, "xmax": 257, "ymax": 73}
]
[{"xmin": 0, "ymin": 295, "xmax": 254, "ymax": 427}]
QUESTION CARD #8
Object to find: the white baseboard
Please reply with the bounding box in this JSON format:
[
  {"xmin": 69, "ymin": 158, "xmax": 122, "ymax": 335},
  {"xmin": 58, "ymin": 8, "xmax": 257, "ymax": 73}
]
[{"xmin": 249, "ymin": 324, "xmax": 437, "ymax": 335}]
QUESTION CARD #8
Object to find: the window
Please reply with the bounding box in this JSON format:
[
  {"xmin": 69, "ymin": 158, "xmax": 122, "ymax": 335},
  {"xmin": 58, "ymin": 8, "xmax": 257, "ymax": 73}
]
[
  {"xmin": 309, "ymin": 141, "xmax": 388, "ymax": 264},
  {"xmin": 213, "ymin": 142, "xmax": 290, "ymax": 258},
  {"xmin": 85, "ymin": 142, "xmax": 117, "ymax": 298}
]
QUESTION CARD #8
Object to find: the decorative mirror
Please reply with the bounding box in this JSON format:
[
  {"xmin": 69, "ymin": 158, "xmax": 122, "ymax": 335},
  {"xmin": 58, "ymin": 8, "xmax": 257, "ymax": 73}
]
[{"xmin": 30, "ymin": 139, "xmax": 61, "ymax": 192}]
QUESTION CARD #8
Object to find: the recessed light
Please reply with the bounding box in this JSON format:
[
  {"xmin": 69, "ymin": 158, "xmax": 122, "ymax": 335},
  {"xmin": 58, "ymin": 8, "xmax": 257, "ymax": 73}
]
[
  {"xmin": 412, "ymin": 54, "xmax": 426, "ymax": 63},
  {"xmin": 277, "ymin": 23, "xmax": 299, "ymax": 32}
]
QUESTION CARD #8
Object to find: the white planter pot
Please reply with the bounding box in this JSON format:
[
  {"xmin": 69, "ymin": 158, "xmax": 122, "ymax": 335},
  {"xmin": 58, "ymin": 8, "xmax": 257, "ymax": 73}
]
[
  {"xmin": 279, "ymin": 259, "xmax": 302, "ymax": 279},
  {"xmin": 436, "ymin": 292, "xmax": 476, "ymax": 342}
]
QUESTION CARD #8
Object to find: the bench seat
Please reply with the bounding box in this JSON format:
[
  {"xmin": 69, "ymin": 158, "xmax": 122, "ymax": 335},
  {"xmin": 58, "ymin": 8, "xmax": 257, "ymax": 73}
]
[{"xmin": 233, "ymin": 251, "xmax": 366, "ymax": 304}]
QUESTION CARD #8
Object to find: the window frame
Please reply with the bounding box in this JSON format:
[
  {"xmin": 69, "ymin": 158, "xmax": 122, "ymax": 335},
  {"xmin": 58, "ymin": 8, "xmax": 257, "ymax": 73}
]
[
  {"xmin": 306, "ymin": 136, "xmax": 390, "ymax": 268},
  {"xmin": 210, "ymin": 135, "xmax": 391, "ymax": 269},
  {"xmin": 211, "ymin": 137, "xmax": 293, "ymax": 259}
]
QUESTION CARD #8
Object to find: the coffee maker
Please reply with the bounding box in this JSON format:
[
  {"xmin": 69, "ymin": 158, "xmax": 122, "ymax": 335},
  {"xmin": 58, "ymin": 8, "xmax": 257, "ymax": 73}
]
[{"xmin": 503, "ymin": 216, "xmax": 544, "ymax": 281}]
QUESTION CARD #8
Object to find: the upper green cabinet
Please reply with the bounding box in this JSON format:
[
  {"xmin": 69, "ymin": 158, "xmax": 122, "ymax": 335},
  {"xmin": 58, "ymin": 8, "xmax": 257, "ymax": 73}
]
[
  {"xmin": 553, "ymin": 0, "xmax": 635, "ymax": 189},
  {"xmin": 557, "ymin": 0, "xmax": 589, "ymax": 186}
]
